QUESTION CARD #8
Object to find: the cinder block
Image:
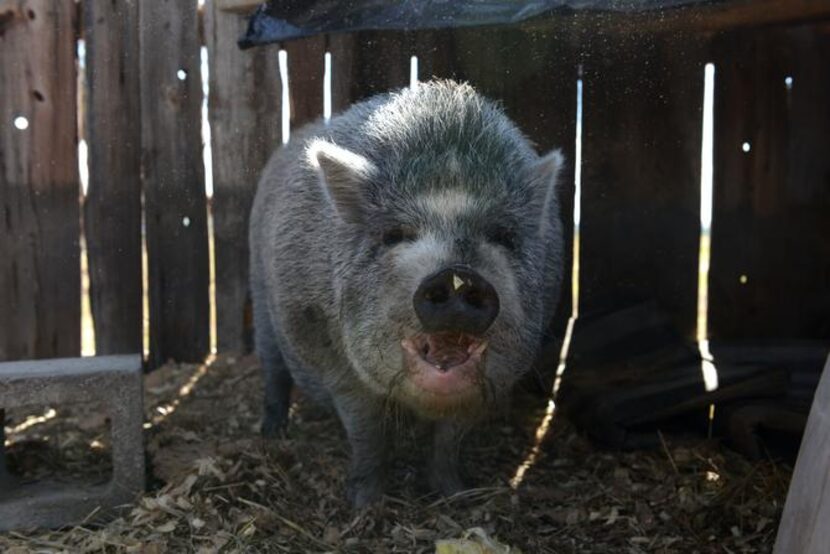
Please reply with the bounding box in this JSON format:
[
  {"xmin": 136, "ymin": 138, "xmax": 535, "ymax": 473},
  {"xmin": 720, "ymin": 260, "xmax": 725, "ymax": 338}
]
[{"xmin": 0, "ymin": 355, "xmax": 145, "ymax": 531}]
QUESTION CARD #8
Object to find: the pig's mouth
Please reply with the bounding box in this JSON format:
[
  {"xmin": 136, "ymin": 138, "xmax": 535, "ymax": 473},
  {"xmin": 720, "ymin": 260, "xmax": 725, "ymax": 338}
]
[{"xmin": 400, "ymin": 332, "xmax": 488, "ymax": 397}]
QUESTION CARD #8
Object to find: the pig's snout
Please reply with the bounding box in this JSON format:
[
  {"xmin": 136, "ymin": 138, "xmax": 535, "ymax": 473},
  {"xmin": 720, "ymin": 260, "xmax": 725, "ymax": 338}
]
[{"xmin": 413, "ymin": 266, "xmax": 500, "ymax": 335}]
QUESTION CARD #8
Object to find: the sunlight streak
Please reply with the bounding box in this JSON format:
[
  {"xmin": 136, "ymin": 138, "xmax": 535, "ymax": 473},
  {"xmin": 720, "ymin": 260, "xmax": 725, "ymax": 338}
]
[
  {"xmin": 697, "ymin": 63, "xmax": 719, "ymax": 394},
  {"xmin": 279, "ymin": 50, "xmax": 290, "ymax": 144},
  {"xmin": 324, "ymin": 52, "xmax": 332, "ymax": 122},
  {"xmin": 147, "ymin": 354, "xmax": 216, "ymax": 428},
  {"xmin": 5, "ymin": 409, "xmax": 58, "ymax": 441},
  {"xmin": 510, "ymin": 72, "xmax": 583, "ymax": 489},
  {"xmin": 410, "ymin": 55, "xmax": 419, "ymax": 89}
]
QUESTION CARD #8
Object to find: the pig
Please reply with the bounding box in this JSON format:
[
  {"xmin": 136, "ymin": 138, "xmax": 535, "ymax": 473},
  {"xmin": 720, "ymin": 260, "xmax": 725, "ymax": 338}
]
[{"xmin": 249, "ymin": 80, "xmax": 565, "ymax": 507}]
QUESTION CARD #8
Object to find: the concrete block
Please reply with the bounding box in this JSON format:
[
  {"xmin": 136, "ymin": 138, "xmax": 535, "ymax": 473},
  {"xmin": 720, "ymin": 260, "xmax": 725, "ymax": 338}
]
[{"xmin": 0, "ymin": 355, "xmax": 145, "ymax": 531}]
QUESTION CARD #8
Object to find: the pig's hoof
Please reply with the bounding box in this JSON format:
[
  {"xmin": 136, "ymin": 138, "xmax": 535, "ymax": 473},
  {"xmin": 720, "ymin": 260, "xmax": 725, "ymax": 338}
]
[
  {"xmin": 346, "ymin": 476, "xmax": 385, "ymax": 509},
  {"xmin": 260, "ymin": 414, "xmax": 288, "ymax": 438}
]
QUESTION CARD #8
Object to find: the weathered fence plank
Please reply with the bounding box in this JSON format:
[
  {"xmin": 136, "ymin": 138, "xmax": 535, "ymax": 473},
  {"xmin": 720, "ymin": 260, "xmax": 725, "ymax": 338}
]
[
  {"xmin": 0, "ymin": 0, "xmax": 80, "ymax": 361},
  {"xmin": 83, "ymin": 0, "xmax": 143, "ymax": 355},
  {"xmin": 328, "ymin": 34, "xmax": 357, "ymax": 115},
  {"xmin": 579, "ymin": 33, "xmax": 705, "ymax": 340},
  {"xmin": 206, "ymin": 2, "xmax": 281, "ymax": 353},
  {"xmin": 774, "ymin": 354, "xmax": 830, "ymax": 553},
  {"xmin": 140, "ymin": 0, "xmax": 210, "ymax": 366},
  {"xmin": 286, "ymin": 36, "xmax": 326, "ymax": 128},
  {"xmin": 709, "ymin": 24, "xmax": 830, "ymax": 340},
  {"xmin": 347, "ymin": 31, "xmax": 410, "ymax": 103},
  {"xmin": 412, "ymin": 30, "xmax": 457, "ymax": 85}
]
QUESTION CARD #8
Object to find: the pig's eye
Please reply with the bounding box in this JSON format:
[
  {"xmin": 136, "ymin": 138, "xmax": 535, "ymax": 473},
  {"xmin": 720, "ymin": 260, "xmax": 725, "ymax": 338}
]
[
  {"xmin": 381, "ymin": 226, "xmax": 415, "ymax": 246},
  {"xmin": 487, "ymin": 226, "xmax": 516, "ymax": 251}
]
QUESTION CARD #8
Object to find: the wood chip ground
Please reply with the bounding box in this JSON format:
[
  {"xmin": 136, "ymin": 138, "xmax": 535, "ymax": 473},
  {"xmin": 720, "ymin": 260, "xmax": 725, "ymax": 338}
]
[{"xmin": 1, "ymin": 355, "xmax": 791, "ymax": 553}]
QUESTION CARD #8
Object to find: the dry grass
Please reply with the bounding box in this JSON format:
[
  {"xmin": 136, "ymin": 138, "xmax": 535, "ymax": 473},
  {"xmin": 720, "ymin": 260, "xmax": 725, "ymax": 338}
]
[{"xmin": 1, "ymin": 355, "xmax": 791, "ymax": 553}]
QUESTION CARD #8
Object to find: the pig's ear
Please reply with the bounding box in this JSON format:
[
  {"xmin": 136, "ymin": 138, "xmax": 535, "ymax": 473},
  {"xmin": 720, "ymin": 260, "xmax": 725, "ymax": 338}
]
[
  {"xmin": 529, "ymin": 149, "xmax": 565, "ymax": 231},
  {"xmin": 307, "ymin": 139, "xmax": 376, "ymax": 224}
]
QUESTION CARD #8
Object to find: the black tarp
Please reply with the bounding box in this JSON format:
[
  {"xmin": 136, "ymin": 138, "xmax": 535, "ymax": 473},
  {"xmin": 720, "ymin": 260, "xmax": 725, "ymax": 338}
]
[{"xmin": 240, "ymin": 0, "xmax": 719, "ymax": 48}]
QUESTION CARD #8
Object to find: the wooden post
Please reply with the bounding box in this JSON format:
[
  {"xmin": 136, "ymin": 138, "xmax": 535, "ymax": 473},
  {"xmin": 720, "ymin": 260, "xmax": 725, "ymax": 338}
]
[
  {"xmin": 0, "ymin": 0, "xmax": 80, "ymax": 361},
  {"xmin": 82, "ymin": 0, "xmax": 143, "ymax": 355},
  {"xmin": 286, "ymin": 36, "xmax": 326, "ymax": 127},
  {"xmin": 328, "ymin": 34, "xmax": 357, "ymax": 115},
  {"xmin": 709, "ymin": 25, "xmax": 830, "ymax": 340},
  {"xmin": 579, "ymin": 32, "xmax": 705, "ymax": 340},
  {"xmin": 205, "ymin": 1, "xmax": 281, "ymax": 353},
  {"xmin": 774, "ymin": 354, "xmax": 830, "ymax": 553},
  {"xmin": 140, "ymin": 0, "xmax": 210, "ymax": 366}
]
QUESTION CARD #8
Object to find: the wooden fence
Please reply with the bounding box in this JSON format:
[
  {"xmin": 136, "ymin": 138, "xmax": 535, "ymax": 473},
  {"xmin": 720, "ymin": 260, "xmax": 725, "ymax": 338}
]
[{"xmin": 1, "ymin": 1, "xmax": 828, "ymax": 369}]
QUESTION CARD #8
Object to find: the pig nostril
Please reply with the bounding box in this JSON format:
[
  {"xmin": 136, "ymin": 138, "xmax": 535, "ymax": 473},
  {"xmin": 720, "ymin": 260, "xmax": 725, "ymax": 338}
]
[
  {"xmin": 464, "ymin": 288, "xmax": 484, "ymax": 308},
  {"xmin": 426, "ymin": 285, "xmax": 450, "ymax": 304}
]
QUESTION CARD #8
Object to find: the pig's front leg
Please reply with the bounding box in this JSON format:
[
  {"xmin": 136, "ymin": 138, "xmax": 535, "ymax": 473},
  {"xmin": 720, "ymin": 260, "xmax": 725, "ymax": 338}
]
[
  {"xmin": 429, "ymin": 420, "xmax": 470, "ymax": 496},
  {"xmin": 333, "ymin": 395, "xmax": 387, "ymax": 508}
]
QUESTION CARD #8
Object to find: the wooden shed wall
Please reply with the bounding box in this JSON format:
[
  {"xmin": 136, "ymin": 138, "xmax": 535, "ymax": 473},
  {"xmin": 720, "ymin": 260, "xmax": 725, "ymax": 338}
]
[
  {"xmin": 0, "ymin": 1, "xmax": 828, "ymax": 371},
  {"xmin": 709, "ymin": 25, "xmax": 830, "ymax": 340}
]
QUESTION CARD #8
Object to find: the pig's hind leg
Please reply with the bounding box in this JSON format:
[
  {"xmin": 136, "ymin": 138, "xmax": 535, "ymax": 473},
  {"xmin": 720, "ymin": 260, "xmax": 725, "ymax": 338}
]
[
  {"xmin": 254, "ymin": 306, "xmax": 293, "ymax": 437},
  {"xmin": 260, "ymin": 346, "xmax": 293, "ymax": 437}
]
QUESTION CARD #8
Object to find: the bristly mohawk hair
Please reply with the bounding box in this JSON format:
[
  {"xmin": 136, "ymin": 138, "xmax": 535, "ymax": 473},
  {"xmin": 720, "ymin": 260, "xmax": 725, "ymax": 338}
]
[{"xmin": 359, "ymin": 79, "xmax": 538, "ymax": 193}]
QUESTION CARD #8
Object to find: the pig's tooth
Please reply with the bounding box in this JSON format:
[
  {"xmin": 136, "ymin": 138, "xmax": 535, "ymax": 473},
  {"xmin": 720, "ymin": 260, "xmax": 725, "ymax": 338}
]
[{"xmin": 470, "ymin": 341, "xmax": 488, "ymax": 356}]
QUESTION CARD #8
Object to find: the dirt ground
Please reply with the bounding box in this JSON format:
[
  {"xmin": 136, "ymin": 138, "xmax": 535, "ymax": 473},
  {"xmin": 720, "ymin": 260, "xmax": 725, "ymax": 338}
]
[{"xmin": 1, "ymin": 355, "xmax": 791, "ymax": 553}]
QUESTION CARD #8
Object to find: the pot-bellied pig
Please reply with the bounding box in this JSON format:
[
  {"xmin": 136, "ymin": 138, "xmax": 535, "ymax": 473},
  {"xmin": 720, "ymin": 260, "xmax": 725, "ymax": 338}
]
[{"xmin": 249, "ymin": 80, "xmax": 564, "ymax": 507}]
